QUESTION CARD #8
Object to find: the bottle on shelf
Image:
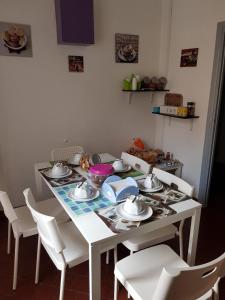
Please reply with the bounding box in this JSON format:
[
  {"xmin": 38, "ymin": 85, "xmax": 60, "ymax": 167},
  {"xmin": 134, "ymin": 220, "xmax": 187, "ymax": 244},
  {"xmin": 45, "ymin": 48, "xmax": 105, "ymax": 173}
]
[{"xmin": 131, "ymin": 75, "xmax": 137, "ymax": 91}]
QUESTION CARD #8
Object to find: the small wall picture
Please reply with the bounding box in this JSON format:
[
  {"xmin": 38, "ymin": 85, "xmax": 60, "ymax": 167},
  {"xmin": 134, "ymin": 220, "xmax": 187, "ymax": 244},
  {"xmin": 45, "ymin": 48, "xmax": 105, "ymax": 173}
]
[
  {"xmin": 115, "ymin": 33, "xmax": 139, "ymax": 63},
  {"xmin": 68, "ymin": 56, "xmax": 84, "ymax": 72},
  {"xmin": 180, "ymin": 48, "xmax": 199, "ymax": 67},
  {"xmin": 0, "ymin": 22, "xmax": 32, "ymax": 57}
]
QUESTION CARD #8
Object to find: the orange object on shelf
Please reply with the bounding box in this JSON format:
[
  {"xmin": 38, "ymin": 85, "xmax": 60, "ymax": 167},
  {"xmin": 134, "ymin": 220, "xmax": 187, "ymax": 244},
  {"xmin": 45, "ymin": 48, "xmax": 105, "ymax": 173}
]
[{"xmin": 133, "ymin": 138, "xmax": 145, "ymax": 150}]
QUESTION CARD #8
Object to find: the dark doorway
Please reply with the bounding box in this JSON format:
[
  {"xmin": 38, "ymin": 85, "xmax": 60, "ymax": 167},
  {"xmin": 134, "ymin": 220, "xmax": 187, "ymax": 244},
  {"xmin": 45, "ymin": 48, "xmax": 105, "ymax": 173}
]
[
  {"xmin": 199, "ymin": 22, "xmax": 225, "ymax": 206},
  {"xmin": 208, "ymin": 74, "xmax": 225, "ymax": 208}
]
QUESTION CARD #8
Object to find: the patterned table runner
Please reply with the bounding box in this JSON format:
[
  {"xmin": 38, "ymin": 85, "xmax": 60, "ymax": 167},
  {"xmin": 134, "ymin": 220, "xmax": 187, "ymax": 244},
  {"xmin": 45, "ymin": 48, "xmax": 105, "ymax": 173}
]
[{"xmin": 53, "ymin": 183, "xmax": 114, "ymax": 216}]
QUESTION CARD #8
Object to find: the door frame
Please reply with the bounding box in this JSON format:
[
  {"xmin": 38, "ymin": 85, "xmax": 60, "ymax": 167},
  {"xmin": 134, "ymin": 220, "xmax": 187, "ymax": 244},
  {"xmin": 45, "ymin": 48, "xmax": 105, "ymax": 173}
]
[{"xmin": 199, "ymin": 21, "xmax": 225, "ymax": 206}]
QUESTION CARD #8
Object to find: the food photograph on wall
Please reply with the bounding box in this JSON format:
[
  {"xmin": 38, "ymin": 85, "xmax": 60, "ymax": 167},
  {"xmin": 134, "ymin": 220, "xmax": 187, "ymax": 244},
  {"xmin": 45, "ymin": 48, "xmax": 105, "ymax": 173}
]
[
  {"xmin": 180, "ymin": 48, "xmax": 199, "ymax": 67},
  {"xmin": 68, "ymin": 55, "xmax": 84, "ymax": 72},
  {"xmin": 115, "ymin": 33, "xmax": 139, "ymax": 63},
  {"xmin": 0, "ymin": 21, "xmax": 32, "ymax": 57}
]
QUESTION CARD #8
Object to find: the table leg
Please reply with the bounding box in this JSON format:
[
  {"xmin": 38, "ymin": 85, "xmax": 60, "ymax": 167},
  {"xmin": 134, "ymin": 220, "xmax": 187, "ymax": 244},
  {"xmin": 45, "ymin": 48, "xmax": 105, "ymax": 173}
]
[
  {"xmin": 35, "ymin": 167, "xmax": 43, "ymax": 197},
  {"xmin": 89, "ymin": 244, "xmax": 101, "ymax": 300},
  {"xmin": 187, "ymin": 206, "xmax": 201, "ymax": 266}
]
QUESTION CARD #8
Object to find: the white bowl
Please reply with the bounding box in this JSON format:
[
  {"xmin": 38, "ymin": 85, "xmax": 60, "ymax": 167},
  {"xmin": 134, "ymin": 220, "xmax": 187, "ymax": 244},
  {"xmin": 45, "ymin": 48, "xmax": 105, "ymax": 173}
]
[
  {"xmin": 123, "ymin": 196, "xmax": 143, "ymax": 216},
  {"xmin": 74, "ymin": 182, "xmax": 93, "ymax": 199},
  {"xmin": 113, "ymin": 159, "xmax": 125, "ymax": 171},
  {"xmin": 52, "ymin": 163, "xmax": 69, "ymax": 176},
  {"xmin": 144, "ymin": 174, "xmax": 160, "ymax": 189},
  {"xmin": 69, "ymin": 153, "xmax": 83, "ymax": 165}
]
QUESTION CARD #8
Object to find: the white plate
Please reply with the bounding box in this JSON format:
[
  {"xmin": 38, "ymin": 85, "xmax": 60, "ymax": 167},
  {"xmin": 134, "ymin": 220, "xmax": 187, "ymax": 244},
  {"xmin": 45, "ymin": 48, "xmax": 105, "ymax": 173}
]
[
  {"xmin": 114, "ymin": 165, "xmax": 132, "ymax": 173},
  {"xmin": 138, "ymin": 179, "xmax": 163, "ymax": 193},
  {"xmin": 117, "ymin": 48, "xmax": 136, "ymax": 62},
  {"xmin": 45, "ymin": 169, "xmax": 73, "ymax": 179},
  {"xmin": 3, "ymin": 34, "xmax": 27, "ymax": 50},
  {"xmin": 67, "ymin": 190, "xmax": 100, "ymax": 202},
  {"xmin": 115, "ymin": 203, "xmax": 153, "ymax": 221}
]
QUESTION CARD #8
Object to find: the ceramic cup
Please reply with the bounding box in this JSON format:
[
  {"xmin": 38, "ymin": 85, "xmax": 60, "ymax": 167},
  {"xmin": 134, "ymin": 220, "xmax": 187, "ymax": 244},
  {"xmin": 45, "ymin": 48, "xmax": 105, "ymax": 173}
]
[
  {"xmin": 152, "ymin": 175, "xmax": 160, "ymax": 187},
  {"xmin": 52, "ymin": 163, "xmax": 69, "ymax": 177},
  {"xmin": 74, "ymin": 182, "xmax": 93, "ymax": 199},
  {"xmin": 69, "ymin": 153, "xmax": 83, "ymax": 165},
  {"xmin": 112, "ymin": 159, "xmax": 125, "ymax": 172},
  {"xmin": 123, "ymin": 195, "xmax": 143, "ymax": 215},
  {"xmin": 144, "ymin": 174, "xmax": 160, "ymax": 189}
]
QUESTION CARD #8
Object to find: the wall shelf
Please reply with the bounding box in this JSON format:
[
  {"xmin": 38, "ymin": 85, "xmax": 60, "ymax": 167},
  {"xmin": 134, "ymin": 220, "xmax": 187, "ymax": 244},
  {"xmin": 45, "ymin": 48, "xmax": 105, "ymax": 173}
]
[
  {"xmin": 152, "ymin": 112, "xmax": 199, "ymax": 119},
  {"xmin": 152, "ymin": 112, "xmax": 199, "ymax": 130},
  {"xmin": 123, "ymin": 89, "xmax": 170, "ymax": 104}
]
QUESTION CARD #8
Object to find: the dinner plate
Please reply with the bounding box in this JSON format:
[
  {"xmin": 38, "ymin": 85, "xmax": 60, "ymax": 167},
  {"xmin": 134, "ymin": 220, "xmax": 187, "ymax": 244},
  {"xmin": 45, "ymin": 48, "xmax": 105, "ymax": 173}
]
[
  {"xmin": 44, "ymin": 169, "xmax": 73, "ymax": 179},
  {"xmin": 3, "ymin": 34, "xmax": 27, "ymax": 50},
  {"xmin": 115, "ymin": 203, "xmax": 153, "ymax": 221},
  {"xmin": 138, "ymin": 179, "xmax": 163, "ymax": 193},
  {"xmin": 67, "ymin": 190, "xmax": 100, "ymax": 202},
  {"xmin": 114, "ymin": 165, "xmax": 132, "ymax": 173}
]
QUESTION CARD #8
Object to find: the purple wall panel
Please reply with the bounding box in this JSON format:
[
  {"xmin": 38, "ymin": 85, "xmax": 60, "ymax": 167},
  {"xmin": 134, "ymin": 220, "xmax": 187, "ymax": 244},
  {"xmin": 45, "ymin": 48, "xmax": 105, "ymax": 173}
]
[{"xmin": 55, "ymin": 0, "xmax": 94, "ymax": 45}]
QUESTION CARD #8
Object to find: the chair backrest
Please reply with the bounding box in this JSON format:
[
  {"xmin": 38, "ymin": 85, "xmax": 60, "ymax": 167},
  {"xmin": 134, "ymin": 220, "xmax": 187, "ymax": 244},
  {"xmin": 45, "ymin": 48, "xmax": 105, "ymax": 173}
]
[
  {"xmin": 23, "ymin": 188, "xmax": 38, "ymax": 210},
  {"xmin": 51, "ymin": 145, "xmax": 84, "ymax": 161},
  {"xmin": 153, "ymin": 251, "xmax": 225, "ymax": 300},
  {"xmin": 24, "ymin": 188, "xmax": 65, "ymax": 254},
  {"xmin": 0, "ymin": 191, "xmax": 18, "ymax": 223},
  {"xmin": 152, "ymin": 168, "xmax": 194, "ymax": 197},
  {"xmin": 121, "ymin": 152, "xmax": 151, "ymax": 175}
]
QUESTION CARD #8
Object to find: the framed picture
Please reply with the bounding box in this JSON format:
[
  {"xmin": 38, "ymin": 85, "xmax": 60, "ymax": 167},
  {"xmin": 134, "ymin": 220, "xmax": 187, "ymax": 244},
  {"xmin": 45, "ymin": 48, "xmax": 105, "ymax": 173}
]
[
  {"xmin": 0, "ymin": 22, "xmax": 32, "ymax": 57},
  {"xmin": 115, "ymin": 33, "xmax": 139, "ymax": 63},
  {"xmin": 68, "ymin": 55, "xmax": 84, "ymax": 72},
  {"xmin": 180, "ymin": 48, "xmax": 199, "ymax": 67}
]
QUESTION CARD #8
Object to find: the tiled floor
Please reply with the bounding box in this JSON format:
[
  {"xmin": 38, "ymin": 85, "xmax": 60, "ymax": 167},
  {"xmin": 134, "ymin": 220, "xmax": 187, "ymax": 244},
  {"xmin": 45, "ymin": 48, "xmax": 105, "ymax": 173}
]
[{"xmin": 0, "ymin": 203, "xmax": 225, "ymax": 300}]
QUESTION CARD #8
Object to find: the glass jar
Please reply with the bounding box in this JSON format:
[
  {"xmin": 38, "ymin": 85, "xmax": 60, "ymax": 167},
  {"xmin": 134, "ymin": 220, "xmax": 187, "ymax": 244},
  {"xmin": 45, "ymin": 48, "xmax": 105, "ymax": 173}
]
[
  {"xmin": 187, "ymin": 102, "xmax": 195, "ymax": 117},
  {"xmin": 88, "ymin": 164, "xmax": 114, "ymax": 188},
  {"xmin": 178, "ymin": 106, "xmax": 188, "ymax": 117}
]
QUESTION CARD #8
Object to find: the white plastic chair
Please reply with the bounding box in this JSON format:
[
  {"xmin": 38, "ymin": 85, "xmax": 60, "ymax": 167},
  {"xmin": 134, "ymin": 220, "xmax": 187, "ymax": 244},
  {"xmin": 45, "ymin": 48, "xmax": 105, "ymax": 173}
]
[
  {"xmin": 114, "ymin": 244, "xmax": 224, "ymax": 300},
  {"xmin": 0, "ymin": 190, "xmax": 69, "ymax": 290},
  {"xmin": 24, "ymin": 188, "xmax": 118, "ymax": 300},
  {"xmin": 122, "ymin": 168, "xmax": 194, "ymax": 259},
  {"xmin": 121, "ymin": 152, "xmax": 151, "ymax": 175},
  {"xmin": 51, "ymin": 145, "xmax": 84, "ymax": 161},
  {"xmin": 152, "ymin": 167, "xmax": 194, "ymax": 196},
  {"xmin": 24, "ymin": 188, "xmax": 88, "ymax": 300}
]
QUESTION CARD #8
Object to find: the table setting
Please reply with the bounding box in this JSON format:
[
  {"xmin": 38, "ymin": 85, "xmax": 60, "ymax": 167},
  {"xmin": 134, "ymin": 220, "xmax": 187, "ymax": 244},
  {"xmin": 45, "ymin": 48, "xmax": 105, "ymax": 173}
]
[{"xmin": 38, "ymin": 153, "xmax": 188, "ymax": 232}]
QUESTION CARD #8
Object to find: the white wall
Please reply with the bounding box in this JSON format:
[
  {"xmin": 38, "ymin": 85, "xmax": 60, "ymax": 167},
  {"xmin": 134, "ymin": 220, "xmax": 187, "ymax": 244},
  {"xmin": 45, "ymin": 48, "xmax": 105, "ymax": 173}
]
[
  {"xmin": 155, "ymin": 0, "xmax": 225, "ymax": 195},
  {"xmin": 0, "ymin": 0, "xmax": 162, "ymax": 205}
]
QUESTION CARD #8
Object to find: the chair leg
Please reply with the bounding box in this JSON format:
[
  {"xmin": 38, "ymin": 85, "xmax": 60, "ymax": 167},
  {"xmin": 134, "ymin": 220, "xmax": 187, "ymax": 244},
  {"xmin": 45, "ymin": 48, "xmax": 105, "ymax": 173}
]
[
  {"xmin": 114, "ymin": 276, "xmax": 118, "ymax": 300},
  {"xmin": 213, "ymin": 279, "xmax": 220, "ymax": 300},
  {"xmin": 127, "ymin": 250, "xmax": 134, "ymax": 298},
  {"xmin": 59, "ymin": 268, "xmax": 66, "ymax": 300},
  {"xmin": 35, "ymin": 235, "xmax": 41, "ymax": 284},
  {"xmin": 127, "ymin": 250, "xmax": 134, "ymax": 299},
  {"xmin": 106, "ymin": 250, "xmax": 110, "ymax": 264},
  {"xmin": 13, "ymin": 237, "xmax": 20, "ymax": 290},
  {"xmin": 7, "ymin": 221, "xmax": 11, "ymax": 254},
  {"xmin": 114, "ymin": 247, "xmax": 118, "ymax": 264}
]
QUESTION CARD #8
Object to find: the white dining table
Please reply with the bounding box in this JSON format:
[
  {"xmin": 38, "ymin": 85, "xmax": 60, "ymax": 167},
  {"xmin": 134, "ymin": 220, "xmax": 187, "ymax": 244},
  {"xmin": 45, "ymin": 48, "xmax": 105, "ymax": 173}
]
[{"xmin": 34, "ymin": 153, "xmax": 202, "ymax": 300}]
